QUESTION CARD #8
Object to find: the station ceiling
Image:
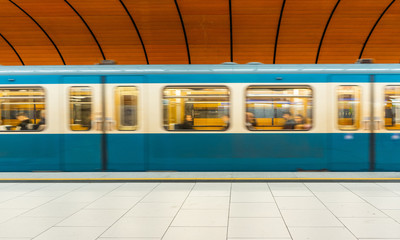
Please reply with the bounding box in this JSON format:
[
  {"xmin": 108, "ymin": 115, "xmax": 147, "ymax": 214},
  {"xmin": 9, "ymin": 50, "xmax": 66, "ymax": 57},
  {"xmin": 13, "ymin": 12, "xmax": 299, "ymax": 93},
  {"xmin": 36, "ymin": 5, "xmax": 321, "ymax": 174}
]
[{"xmin": 0, "ymin": 0, "xmax": 399, "ymax": 66}]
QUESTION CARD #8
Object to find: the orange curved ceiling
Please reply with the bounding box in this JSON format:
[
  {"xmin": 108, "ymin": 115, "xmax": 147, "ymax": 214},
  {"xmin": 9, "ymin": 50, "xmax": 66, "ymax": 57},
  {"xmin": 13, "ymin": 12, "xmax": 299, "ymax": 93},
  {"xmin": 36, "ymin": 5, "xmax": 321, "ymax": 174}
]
[{"xmin": 0, "ymin": 0, "xmax": 399, "ymax": 65}]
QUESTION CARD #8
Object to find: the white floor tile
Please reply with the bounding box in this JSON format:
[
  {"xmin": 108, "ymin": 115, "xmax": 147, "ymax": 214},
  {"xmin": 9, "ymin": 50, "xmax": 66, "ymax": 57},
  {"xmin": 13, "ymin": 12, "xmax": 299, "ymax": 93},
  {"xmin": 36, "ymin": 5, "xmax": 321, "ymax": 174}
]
[
  {"xmin": 22, "ymin": 202, "xmax": 87, "ymax": 217},
  {"xmin": 342, "ymin": 183, "xmax": 399, "ymax": 197},
  {"xmin": 326, "ymin": 202, "xmax": 387, "ymax": 218},
  {"xmin": 281, "ymin": 209, "xmax": 343, "ymax": 227},
  {"xmin": 0, "ymin": 209, "xmax": 28, "ymax": 223},
  {"xmin": 0, "ymin": 196, "xmax": 53, "ymax": 209},
  {"xmin": 305, "ymin": 183, "xmax": 348, "ymax": 192},
  {"xmin": 0, "ymin": 217, "xmax": 62, "ymax": 238},
  {"xmin": 228, "ymin": 218, "xmax": 290, "ymax": 238},
  {"xmin": 314, "ymin": 192, "xmax": 364, "ymax": 203},
  {"xmin": 290, "ymin": 226, "xmax": 357, "ymax": 240},
  {"xmin": 141, "ymin": 191, "xmax": 189, "ymax": 203},
  {"xmin": 181, "ymin": 196, "xmax": 229, "ymax": 209},
  {"xmin": 275, "ymin": 197, "xmax": 326, "ymax": 210},
  {"xmin": 172, "ymin": 209, "xmax": 228, "ymax": 226},
  {"xmin": 189, "ymin": 183, "xmax": 231, "ymax": 197},
  {"xmin": 102, "ymin": 217, "xmax": 172, "ymax": 238},
  {"xmin": 85, "ymin": 196, "xmax": 141, "ymax": 209},
  {"xmin": 230, "ymin": 203, "xmax": 281, "ymax": 217},
  {"xmin": 383, "ymin": 209, "xmax": 400, "ymax": 222},
  {"xmin": 363, "ymin": 197, "xmax": 400, "ymax": 209},
  {"xmin": 162, "ymin": 227, "xmax": 226, "ymax": 240},
  {"xmin": 340, "ymin": 218, "xmax": 400, "ymax": 238},
  {"xmin": 231, "ymin": 191, "xmax": 274, "ymax": 203},
  {"xmin": 126, "ymin": 202, "xmax": 181, "ymax": 217},
  {"xmin": 57, "ymin": 209, "xmax": 126, "ymax": 227},
  {"xmin": 269, "ymin": 183, "xmax": 313, "ymax": 197},
  {"xmin": 33, "ymin": 226, "xmax": 106, "ymax": 240}
]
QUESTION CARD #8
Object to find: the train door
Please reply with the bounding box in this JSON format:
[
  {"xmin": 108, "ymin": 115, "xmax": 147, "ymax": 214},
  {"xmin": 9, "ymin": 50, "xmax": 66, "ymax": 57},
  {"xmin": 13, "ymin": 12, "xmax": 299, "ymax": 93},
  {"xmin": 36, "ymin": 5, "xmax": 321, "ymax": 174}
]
[
  {"xmin": 104, "ymin": 76, "xmax": 145, "ymax": 171},
  {"xmin": 62, "ymin": 76, "xmax": 103, "ymax": 171},
  {"xmin": 329, "ymin": 75, "xmax": 371, "ymax": 171},
  {"xmin": 374, "ymin": 75, "xmax": 400, "ymax": 171}
]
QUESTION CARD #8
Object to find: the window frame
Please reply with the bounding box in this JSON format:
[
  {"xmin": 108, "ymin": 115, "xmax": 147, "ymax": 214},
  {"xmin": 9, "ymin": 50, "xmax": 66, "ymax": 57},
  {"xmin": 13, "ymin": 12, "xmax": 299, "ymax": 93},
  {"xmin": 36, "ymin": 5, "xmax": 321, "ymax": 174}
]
[
  {"xmin": 245, "ymin": 85, "xmax": 314, "ymax": 131},
  {"xmin": 336, "ymin": 85, "xmax": 361, "ymax": 131},
  {"xmin": 384, "ymin": 85, "xmax": 400, "ymax": 131},
  {"xmin": 114, "ymin": 85, "xmax": 139, "ymax": 131},
  {"xmin": 0, "ymin": 86, "xmax": 46, "ymax": 132},
  {"xmin": 69, "ymin": 86, "xmax": 93, "ymax": 131},
  {"xmin": 162, "ymin": 85, "xmax": 231, "ymax": 132}
]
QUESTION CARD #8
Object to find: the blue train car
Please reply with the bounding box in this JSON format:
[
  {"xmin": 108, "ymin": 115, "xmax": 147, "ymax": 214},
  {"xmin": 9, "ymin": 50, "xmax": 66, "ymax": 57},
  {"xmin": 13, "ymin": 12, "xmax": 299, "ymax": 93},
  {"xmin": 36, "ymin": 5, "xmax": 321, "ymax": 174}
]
[{"xmin": 0, "ymin": 64, "xmax": 399, "ymax": 171}]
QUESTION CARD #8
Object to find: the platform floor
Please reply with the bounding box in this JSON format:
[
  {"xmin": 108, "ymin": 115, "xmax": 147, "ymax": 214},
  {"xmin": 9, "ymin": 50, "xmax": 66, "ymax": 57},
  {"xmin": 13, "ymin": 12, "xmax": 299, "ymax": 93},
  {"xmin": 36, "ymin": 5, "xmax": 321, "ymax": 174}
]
[{"xmin": 0, "ymin": 173, "xmax": 400, "ymax": 239}]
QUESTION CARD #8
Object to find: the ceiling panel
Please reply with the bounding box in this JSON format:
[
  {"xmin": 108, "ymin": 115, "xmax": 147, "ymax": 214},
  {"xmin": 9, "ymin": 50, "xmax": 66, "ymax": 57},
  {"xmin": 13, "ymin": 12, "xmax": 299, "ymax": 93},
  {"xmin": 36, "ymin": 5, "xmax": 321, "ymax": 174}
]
[{"xmin": 0, "ymin": 0, "xmax": 399, "ymax": 65}]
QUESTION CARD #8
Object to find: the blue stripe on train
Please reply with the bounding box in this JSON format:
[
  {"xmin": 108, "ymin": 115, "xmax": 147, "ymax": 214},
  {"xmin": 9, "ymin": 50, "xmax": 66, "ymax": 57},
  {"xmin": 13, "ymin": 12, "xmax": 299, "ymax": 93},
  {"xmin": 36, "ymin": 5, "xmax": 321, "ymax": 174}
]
[
  {"xmin": 0, "ymin": 74, "xmax": 379, "ymax": 85},
  {"xmin": 2, "ymin": 133, "xmax": 397, "ymax": 172}
]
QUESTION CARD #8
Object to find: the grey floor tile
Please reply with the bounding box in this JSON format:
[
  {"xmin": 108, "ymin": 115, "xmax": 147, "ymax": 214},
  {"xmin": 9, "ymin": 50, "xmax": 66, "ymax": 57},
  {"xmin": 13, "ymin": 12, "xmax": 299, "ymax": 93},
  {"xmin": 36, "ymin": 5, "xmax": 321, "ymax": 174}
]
[
  {"xmin": 101, "ymin": 217, "xmax": 172, "ymax": 238},
  {"xmin": 230, "ymin": 203, "xmax": 281, "ymax": 217},
  {"xmin": 281, "ymin": 209, "xmax": 343, "ymax": 227},
  {"xmin": 33, "ymin": 226, "xmax": 106, "ymax": 240},
  {"xmin": 228, "ymin": 218, "xmax": 290, "ymax": 238},
  {"xmin": 172, "ymin": 209, "xmax": 228, "ymax": 226},
  {"xmin": 0, "ymin": 217, "xmax": 62, "ymax": 238},
  {"xmin": 325, "ymin": 202, "xmax": 387, "ymax": 218},
  {"xmin": 126, "ymin": 202, "xmax": 181, "ymax": 217},
  {"xmin": 363, "ymin": 197, "xmax": 400, "ymax": 209},
  {"xmin": 181, "ymin": 196, "xmax": 229, "ymax": 209},
  {"xmin": 57, "ymin": 209, "xmax": 126, "ymax": 227},
  {"xmin": 289, "ymin": 227, "xmax": 357, "ymax": 240},
  {"xmin": 275, "ymin": 197, "xmax": 326, "ymax": 210},
  {"xmin": 340, "ymin": 218, "xmax": 400, "ymax": 239},
  {"xmin": 162, "ymin": 227, "xmax": 226, "ymax": 240}
]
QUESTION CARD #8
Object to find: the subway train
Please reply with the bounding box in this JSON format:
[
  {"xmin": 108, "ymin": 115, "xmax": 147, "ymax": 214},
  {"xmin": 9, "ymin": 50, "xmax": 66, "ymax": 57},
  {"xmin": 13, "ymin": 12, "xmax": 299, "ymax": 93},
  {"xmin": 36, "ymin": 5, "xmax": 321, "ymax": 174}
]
[{"xmin": 0, "ymin": 63, "xmax": 399, "ymax": 172}]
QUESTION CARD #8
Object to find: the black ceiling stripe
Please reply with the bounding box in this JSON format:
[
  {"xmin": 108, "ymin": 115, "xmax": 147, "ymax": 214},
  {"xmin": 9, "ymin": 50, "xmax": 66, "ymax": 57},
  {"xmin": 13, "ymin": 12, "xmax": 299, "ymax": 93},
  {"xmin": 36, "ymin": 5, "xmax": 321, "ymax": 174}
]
[
  {"xmin": 0, "ymin": 33, "xmax": 24, "ymax": 65},
  {"xmin": 229, "ymin": 0, "xmax": 233, "ymax": 62},
  {"xmin": 64, "ymin": 0, "xmax": 106, "ymax": 61},
  {"xmin": 9, "ymin": 0, "xmax": 65, "ymax": 65},
  {"xmin": 273, "ymin": 0, "xmax": 286, "ymax": 64},
  {"xmin": 174, "ymin": 0, "xmax": 191, "ymax": 64},
  {"xmin": 359, "ymin": 0, "xmax": 396, "ymax": 59},
  {"xmin": 315, "ymin": 0, "xmax": 341, "ymax": 64},
  {"xmin": 119, "ymin": 0, "xmax": 149, "ymax": 65}
]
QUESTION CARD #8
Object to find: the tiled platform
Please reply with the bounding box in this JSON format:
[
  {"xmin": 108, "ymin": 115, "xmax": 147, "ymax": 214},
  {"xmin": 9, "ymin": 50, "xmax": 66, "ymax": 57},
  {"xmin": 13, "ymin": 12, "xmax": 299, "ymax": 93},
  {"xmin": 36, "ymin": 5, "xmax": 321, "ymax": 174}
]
[{"xmin": 0, "ymin": 173, "xmax": 400, "ymax": 240}]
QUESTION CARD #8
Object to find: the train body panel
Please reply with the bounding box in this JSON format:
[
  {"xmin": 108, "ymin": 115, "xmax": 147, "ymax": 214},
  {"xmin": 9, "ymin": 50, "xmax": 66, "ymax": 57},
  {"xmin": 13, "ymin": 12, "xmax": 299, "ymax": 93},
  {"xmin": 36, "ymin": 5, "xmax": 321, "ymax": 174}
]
[{"xmin": 0, "ymin": 64, "xmax": 399, "ymax": 172}]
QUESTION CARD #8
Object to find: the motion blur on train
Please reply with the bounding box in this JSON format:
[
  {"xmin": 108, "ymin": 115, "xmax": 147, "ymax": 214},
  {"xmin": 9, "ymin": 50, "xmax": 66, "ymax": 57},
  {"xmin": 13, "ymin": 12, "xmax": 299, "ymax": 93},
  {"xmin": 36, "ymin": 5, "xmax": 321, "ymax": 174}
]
[{"xmin": 0, "ymin": 63, "xmax": 399, "ymax": 172}]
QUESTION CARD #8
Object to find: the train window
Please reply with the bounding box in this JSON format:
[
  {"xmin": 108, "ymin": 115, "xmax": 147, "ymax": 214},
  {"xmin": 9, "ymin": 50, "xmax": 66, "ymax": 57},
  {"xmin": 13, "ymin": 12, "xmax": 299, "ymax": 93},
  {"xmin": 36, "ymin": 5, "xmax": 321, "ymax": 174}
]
[
  {"xmin": 246, "ymin": 86, "xmax": 312, "ymax": 130},
  {"xmin": 337, "ymin": 86, "xmax": 361, "ymax": 130},
  {"xmin": 384, "ymin": 86, "xmax": 400, "ymax": 130},
  {"xmin": 163, "ymin": 86, "xmax": 230, "ymax": 131},
  {"xmin": 0, "ymin": 87, "xmax": 46, "ymax": 131},
  {"xmin": 115, "ymin": 86, "xmax": 138, "ymax": 131},
  {"xmin": 70, "ymin": 87, "xmax": 92, "ymax": 131}
]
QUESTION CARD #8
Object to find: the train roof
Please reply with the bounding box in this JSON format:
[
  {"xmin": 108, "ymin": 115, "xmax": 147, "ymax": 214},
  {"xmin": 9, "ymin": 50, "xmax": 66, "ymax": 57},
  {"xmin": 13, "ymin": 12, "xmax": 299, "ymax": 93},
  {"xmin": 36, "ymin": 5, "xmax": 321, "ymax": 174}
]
[{"xmin": 1, "ymin": 64, "xmax": 400, "ymax": 76}]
